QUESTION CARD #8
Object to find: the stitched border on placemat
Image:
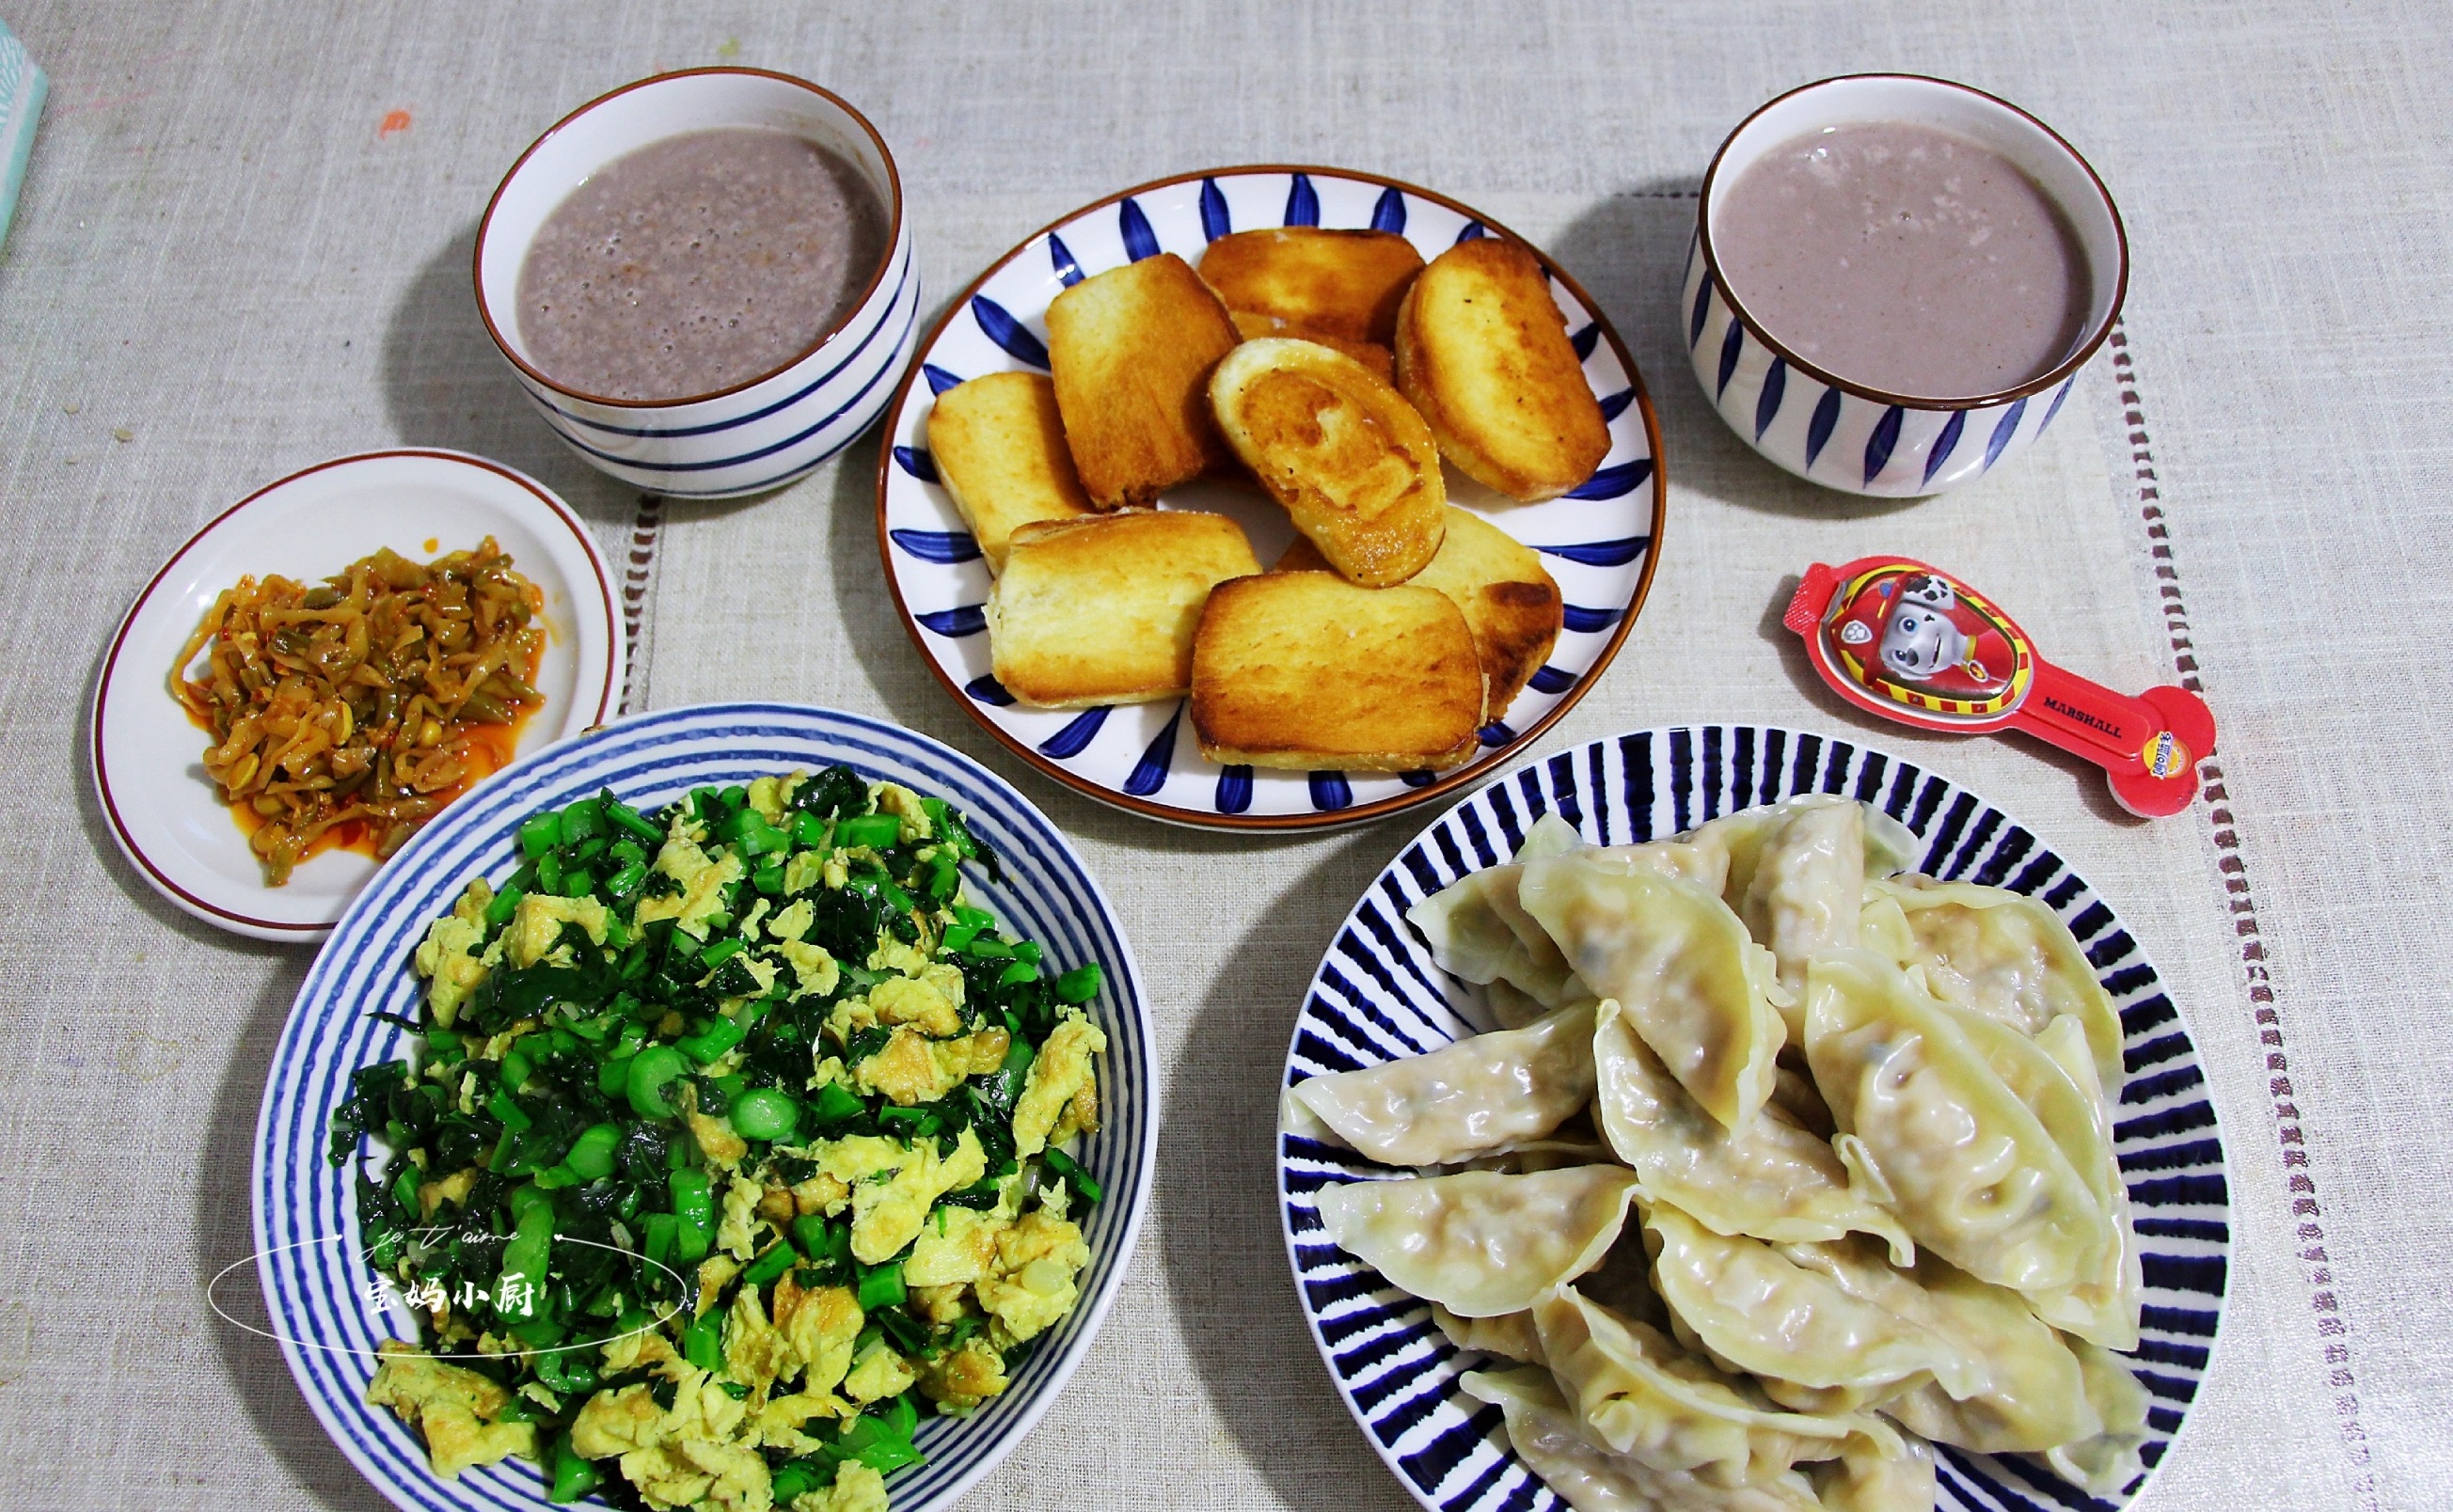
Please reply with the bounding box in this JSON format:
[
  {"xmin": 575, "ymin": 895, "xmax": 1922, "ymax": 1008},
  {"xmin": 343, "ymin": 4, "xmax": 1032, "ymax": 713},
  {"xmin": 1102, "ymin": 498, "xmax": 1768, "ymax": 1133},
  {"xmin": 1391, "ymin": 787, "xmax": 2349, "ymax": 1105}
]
[
  {"xmin": 619, "ymin": 493, "xmax": 664, "ymax": 715},
  {"xmin": 2110, "ymin": 325, "xmax": 2379, "ymax": 1509}
]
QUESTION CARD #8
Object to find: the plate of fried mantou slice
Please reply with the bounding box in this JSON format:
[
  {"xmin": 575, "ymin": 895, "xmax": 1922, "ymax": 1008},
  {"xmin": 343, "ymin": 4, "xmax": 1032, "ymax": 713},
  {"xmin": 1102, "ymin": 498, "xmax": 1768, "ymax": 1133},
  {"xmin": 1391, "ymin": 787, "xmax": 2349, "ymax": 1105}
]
[{"xmin": 876, "ymin": 165, "xmax": 1665, "ymax": 829}]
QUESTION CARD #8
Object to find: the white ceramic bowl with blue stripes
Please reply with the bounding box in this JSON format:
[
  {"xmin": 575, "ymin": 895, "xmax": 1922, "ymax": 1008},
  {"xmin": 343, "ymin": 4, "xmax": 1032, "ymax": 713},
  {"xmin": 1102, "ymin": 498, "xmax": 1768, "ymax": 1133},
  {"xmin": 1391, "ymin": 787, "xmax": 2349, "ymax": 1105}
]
[
  {"xmin": 1686, "ymin": 76, "xmax": 2128, "ymax": 498},
  {"xmin": 255, "ymin": 702, "xmax": 1155, "ymax": 1512},
  {"xmin": 476, "ymin": 71, "xmax": 919, "ymax": 499},
  {"xmin": 875, "ymin": 166, "xmax": 1664, "ymax": 830},
  {"xmin": 1279, "ymin": 725, "xmax": 2225, "ymax": 1512}
]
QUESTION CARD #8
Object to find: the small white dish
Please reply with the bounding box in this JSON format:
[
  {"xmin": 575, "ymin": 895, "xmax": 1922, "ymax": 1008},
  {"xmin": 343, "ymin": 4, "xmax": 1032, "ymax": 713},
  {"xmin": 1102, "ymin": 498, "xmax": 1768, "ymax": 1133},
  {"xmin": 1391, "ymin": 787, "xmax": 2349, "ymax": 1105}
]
[
  {"xmin": 90, "ymin": 449, "xmax": 624, "ymax": 941},
  {"xmin": 476, "ymin": 69, "xmax": 919, "ymax": 498},
  {"xmin": 1685, "ymin": 75, "xmax": 2128, "ymax": 498}
]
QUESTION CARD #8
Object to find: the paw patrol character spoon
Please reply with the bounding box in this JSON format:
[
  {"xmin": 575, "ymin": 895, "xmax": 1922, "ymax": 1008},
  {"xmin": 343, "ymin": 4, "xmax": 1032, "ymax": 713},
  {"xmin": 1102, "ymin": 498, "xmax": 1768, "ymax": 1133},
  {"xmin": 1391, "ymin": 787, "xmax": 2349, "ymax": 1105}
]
[{"xmin": 1784, "ymin": 555, "xmax": 2216, "ymax": 817}]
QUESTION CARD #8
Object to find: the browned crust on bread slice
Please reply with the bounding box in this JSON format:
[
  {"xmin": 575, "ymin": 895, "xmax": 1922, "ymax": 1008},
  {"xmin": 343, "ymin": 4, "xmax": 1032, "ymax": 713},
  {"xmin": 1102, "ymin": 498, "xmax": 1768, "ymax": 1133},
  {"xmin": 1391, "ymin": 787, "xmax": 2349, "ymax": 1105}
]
[
  {"xmin": 1210, "ymin": 338, "xmax": 1446, "ymax": 587},
  {"xmin": 1395, "ymin": 238, "xmax": 1609, "ymax": 503},
  {"xmin": 988, "ymin": 510, "xmax": 1259, "ymax": 708},
  {"xmin": 1046, "ymin": 253, "xmax": 1241, "ymax": 510},
  {"xmin": 1200, "ymin": 228, "xmax": 1424, "ymax": 344},
  {"xmin": 925, "ymin": 372, "xmax": 1093, "ymax": 572},
  {"xmin": 1229, "ymin": 311, "xmax": 1395, "ymax": 382},
  {"xmin": 1190, "ymin": 571, "xmax": 1483, "ymax": 770},
  {"xmin": 1275, "ymin": 505, "xmax": 1560, "ymax": 717}
]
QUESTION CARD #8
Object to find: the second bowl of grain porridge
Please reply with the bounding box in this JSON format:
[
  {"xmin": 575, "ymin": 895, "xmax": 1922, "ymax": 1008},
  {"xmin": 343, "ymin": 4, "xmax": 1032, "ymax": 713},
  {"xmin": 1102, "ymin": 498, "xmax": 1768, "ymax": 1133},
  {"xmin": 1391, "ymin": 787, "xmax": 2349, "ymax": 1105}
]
[{"xmin": 475, "ymin": 69, "xmax": 919, "ymax": 497}]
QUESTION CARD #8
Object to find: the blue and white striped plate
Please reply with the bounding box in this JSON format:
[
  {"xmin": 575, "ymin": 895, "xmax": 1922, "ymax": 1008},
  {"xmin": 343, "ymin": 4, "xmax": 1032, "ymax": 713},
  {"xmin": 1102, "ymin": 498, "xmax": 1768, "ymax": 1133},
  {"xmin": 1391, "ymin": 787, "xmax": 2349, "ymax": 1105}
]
[
  {"xmin": 1278, "ymin": 726, "xmax": 2227, "ymax": 1512},
  {"xmin": 255, "ymin": 702, "xmax": 1157, "ymax": 1512},
  {"xmin": 875, "ymin": 165, "xmax": 1665, "ymax": 830}
]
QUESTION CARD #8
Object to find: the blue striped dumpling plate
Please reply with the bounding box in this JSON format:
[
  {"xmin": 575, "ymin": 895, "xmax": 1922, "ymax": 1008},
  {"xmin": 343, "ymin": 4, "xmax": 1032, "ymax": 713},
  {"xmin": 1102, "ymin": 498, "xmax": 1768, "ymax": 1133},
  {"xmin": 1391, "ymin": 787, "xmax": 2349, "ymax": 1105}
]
[
  {"xmin": 255, "ymin": 702, "xmax": 1156, "ymax": 1512},
  {"xmin": 876, "ymin": 167, "xmax": 1664, "ymax": 831},
  {"xmin": 1277, "ymin": 725, "xmax": 2225, "ymax": 1512}
]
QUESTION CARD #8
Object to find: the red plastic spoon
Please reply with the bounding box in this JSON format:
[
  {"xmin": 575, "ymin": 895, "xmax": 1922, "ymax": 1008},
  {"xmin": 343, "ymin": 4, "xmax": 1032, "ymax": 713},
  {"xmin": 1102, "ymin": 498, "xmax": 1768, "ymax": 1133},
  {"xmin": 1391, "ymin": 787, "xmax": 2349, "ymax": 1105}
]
[{"xmin": 1783, "ymin": 555, "xmax": 2215, "ymax": 817}]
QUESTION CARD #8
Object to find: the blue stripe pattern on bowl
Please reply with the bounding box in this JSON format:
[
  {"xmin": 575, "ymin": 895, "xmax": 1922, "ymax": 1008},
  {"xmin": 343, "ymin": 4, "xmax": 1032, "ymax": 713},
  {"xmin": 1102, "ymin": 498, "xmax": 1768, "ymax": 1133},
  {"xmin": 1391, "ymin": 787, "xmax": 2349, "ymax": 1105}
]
[
  {"xmin": 258, "ymin": 702, "xmax": 1156, "ymax": 1512},
  {"xmin": 1276, "ymin": 725, "xmax": 2227, "ymax": 1512}
]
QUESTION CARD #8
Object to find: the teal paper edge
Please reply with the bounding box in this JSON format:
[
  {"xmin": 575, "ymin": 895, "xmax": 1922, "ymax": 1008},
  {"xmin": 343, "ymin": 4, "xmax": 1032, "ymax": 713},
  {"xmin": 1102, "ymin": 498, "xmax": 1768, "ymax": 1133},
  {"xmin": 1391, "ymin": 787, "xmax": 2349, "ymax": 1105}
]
[{"xmin": 0, "ymin": 51, "xmax": 44, "ymax": 256}]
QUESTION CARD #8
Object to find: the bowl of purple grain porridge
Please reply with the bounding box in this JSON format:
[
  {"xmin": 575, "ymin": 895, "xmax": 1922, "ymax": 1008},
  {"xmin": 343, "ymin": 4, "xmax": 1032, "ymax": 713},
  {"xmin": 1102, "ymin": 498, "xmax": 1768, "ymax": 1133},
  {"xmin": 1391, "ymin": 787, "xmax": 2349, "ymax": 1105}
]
[
  {"xmin": 1681, "ymin": 74, "xmax": 2128, "ymax": 497},
  {"xmin": 475, "ymin": 69, "xmax": 919, "ymax": 498}
]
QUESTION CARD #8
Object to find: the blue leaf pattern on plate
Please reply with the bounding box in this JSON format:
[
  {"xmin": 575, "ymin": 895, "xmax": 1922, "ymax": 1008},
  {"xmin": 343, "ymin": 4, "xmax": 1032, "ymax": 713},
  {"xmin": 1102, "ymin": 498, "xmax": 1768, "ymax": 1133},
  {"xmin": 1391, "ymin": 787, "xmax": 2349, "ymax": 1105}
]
[
  {"xmin": 1561, "ymin": 604, "xmax": 1621, "ymax": 634},
  {"xmin": 1570, "ymin": 323, "xmax": 1600, "ymax": 361},
  {"xmin": 923, "ymin": 363, "xmax": 964, "ymax": 396},
  {"xmin": 1563, "ymin": 459, "xmax": 1654, "ymax": 501},
  {"xmin": 1922, "ymin": 409, "xmax": 1967, "ymax": 485},
  {"xmin": 1038, "ymin": 705, "xmax": 1112, "ymax": 760},
  {"xmin": 1049, "ymin": 232, "xmax": 1084, "ymax": 287},
  {"xmin": 1200, "ymin": 179, "xmax": 1232, "ymax": 241},
  {"xmin": 1527, "ymin": 665, "xmax": 1575, "ymax": 695},
  {"xmin": 889, "ymin": 528, "xmax": 976, "ymax": 563},
  {"xmin": 1118, "ymin": 198, "xmax": 1161, "ymax": 262},
  {"xmin": 1755, "ymin": 357, "xmax": 1787, "ymax": 441},
  {"xmin": 890, "ymin": 446, "xmax": 940, "ymax": 483},
  {"xmin": 1716, "ymin": 316, "xmax": 1745, "ymax": 399},
  {"xmin": 963, "ymin": 673, "xmax": 1014, "ymax": 706},
  {"xmin": 1309, "ymin": 771, "xmax": 1354, "ymax": 811},
  {"xmin": 1215, "ymin": 765, "xmax": 1255, "ymax": 814},
  {"xmin": 1688, "ymin": 277, "xmax": 1713, "ymax": 348},
  {"xmin": 1533, "ymin": 535, "xmax": 1650, "ymax": 567},
  {"xmin": 1863, "ymin": 405, "xmax": 1905, "ymax": 484},
  {"xmin": 1984, "ymin": 396, "xmax": 2030, "ymax": 470},
  {"xmin": 1123, "ymin": 704, "xmax": 1183, "ymax": 796},
  {"xmin": 1399, "ymin": 769, "xmax": 1439, "ymax": 788},
  {"xmin": 1597, "ymin": 387, "xmax": 1635, "ymax": 423},
  {"xmin": 1455, "ymin": 219, "xmax": 1486, "ymax": 244},
  {"xmin": 1284, "ymin": 174, "xmax": 1319, "ymax": 227},
  {"xmin": 2042, "ymin": 375, "xmax": 2075, "ymax": 429},
  {"xmin": 1805, "ymin": 387, "xmax": 1844, "ymax": 468},
  {"xmin": 971, "ymin": 295, "xmax": 1050, "ymax": 370},
  {"xmin": 1478, "ymin": 722, "xmax": 1516, "ymax": 747},
  {"xmin": 1369, "ymin": 188, "xmax": 1406, "ymax": 233},
  {"xmin": 915, "ymin": 605, "xmax": 988, "ymax": 637}
]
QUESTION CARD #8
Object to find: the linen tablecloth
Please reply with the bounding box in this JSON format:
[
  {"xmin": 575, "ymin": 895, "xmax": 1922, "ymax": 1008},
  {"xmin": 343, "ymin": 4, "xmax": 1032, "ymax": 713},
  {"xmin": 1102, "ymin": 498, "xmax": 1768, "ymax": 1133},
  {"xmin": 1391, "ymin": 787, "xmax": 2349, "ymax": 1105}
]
[{"xmin": 1, "ymin": 5, "xmax": 2445, "ymax": 1509}]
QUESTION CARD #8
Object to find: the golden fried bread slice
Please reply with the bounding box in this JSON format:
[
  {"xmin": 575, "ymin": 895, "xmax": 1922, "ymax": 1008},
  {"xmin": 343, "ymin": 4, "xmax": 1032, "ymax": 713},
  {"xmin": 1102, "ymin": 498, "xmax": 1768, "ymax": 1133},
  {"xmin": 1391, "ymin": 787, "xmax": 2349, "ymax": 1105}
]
[
  {"xmin": 925, "ymin": 372, "xmax": 1093, "ymax": 572},
  {"xmin": 987, "ymin": 511, "xmax": 1258, "ymax": 709},
  {"xmin": 1229, "ymin": 311, "xmax": 1396, "ymax": 382},
  {"xmin": 1395, "ymin": 238, "xmax": 1609, "ymax": 502},
  {"xmin": 1200, "ymin": 228, "xmax": 1424, "ymax": 343},
  {"xmin": 1191, "ymin": 571, "xmax": 1483, "ymax": 771},
  {"xmin": 1045, "ymin": 253, "xmax": 1241, "ymax": 510},
  {"xmin": 1210, "ymin": 338, "xmax": 1447, "ymax": 587},
  {"xmin": 1276, "ymin": 505, "xmax": 1561, "ymax": 716}
]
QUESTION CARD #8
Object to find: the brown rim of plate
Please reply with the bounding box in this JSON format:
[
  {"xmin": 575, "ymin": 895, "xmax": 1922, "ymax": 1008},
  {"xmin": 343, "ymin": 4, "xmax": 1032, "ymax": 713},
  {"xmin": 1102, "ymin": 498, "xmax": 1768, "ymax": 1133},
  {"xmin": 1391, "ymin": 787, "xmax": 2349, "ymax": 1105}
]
[
  {"xmin": 872, "ymin": 164, "xmax": 1668, "ymax": 833},
  {"xmin": 1695, "ymin": 72, "xmax": 2130, "ymax": 412},
  {"xmin": 471, "ymin": 67, "xmax": 906, "ymax": 412},
  {"xmin": 88, "ymin": 449, "xmax": 623, "ymax": 935}
]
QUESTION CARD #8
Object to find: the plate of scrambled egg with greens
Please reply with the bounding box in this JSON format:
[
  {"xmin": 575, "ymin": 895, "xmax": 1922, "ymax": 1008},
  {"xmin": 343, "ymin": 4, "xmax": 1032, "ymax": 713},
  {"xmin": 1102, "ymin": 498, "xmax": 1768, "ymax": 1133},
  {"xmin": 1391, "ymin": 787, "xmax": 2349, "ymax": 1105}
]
[{"xmin": 255, "ymin": 702, "xmax": 1154, "ymax": 1512}]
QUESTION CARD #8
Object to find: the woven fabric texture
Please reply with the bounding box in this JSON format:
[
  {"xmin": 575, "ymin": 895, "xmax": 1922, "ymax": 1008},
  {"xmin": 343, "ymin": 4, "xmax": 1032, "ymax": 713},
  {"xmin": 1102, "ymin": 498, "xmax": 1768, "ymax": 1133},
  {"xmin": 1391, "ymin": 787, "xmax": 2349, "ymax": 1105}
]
[{"xmin": 0, "ymin": 4, "xmax": 2443, "ymax": 1511}]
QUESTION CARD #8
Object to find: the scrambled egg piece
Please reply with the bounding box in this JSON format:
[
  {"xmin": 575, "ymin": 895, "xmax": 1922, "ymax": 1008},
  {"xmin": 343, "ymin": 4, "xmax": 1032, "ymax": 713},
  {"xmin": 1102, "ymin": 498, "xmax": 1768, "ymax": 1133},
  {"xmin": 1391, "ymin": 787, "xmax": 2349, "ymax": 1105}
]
[
  {"xmin": 842, "ymin": 1341, "xmax": 917, "ymax": 1404},
  {"xmin": 635, "ymin": 823, "xmax": 746, "ymax": 938},
  {"xmin": 410, "ymin": 882, "xmax": 493, "ymax": 1028},
  {"xmin": 810, "ymin": 1129, "xmax": 988, "ymax": 1263},
  {"xmin": 777, "ymin": 938, "xmax": 840, "ymax": 997},
  {"xmin": 723, "ymin": 1284, "xmax": 796, "ymax": 1396},
  {"xmin": 688, "ymin": 1107, "xmax": 750, "ymax": 1173},
  {"xmin": 504, "ymin": 891, "xmax": 610, "ymax": 969},
  {"xmin": 977, "ymin": 1207, "xmax": 1091, "ymax": 1345},
  {"xmin": 871, "ymin": 781, "xmax": 934, "ymax": 843},
  {"xmin": 695, "ymin": 1254, "xmax": 742, "ymax": 1319},
  {"xmin": 746, "ymin": 775, "xmax": 790, "ymax": 824},
  {"xmin": 783, "ymin": 851, "xmax": 829, "ymax": 894},
  {"xmin": 601, "ymin": 1327, "xmax": 685, "ymax": 1379},
  {"xmin": 792, "ymin": 1462, "xmax": 889, "ymax": 1512},
  {"xmin": 856, "ymin": 1027, "xmax": 1011, "ymax": 1107},
  {"xmin": 366, "ymin": 1341, "xmax": 537, "ymax": 1478},
  {"xmin": 570, "ymin": 1366, "xmax": 767, "ymax": 1512},
  {"xmin": 718, "ymin": 1174, "xmax": 768, "ymax": 1262},
  {"xmin": 903, "ymin": 1206, "xmax": 1007, "ymax": 1289},
  {"xmin": 916, "ymin": 1338, "xmax": 1009, "ymax": 1413},
  {"xmin": 909, "ymin": 1283, "xmax": 973, "ymax": 1326},
  {"xmin": 1012, "ymin": 1016, "xmax": 1107, "ymax": 1157},
  {"xmin": 417, "ymin": 1165, "xmax": 479, "ymax": 1220},
  {"xmin": 774, "ymin": 1275, "xmax": 865, "ymax": 1395},
  {"xmin": 790, "ymin": 1170, "xmax": 851, "ymax": 1217},
  {"xmin": 866, "ymin": 935, "xmax": 934, "ymax": 979},
  {"xmin": 868, "ymin": 974, "xmax": 960, "ymax": 1038}
]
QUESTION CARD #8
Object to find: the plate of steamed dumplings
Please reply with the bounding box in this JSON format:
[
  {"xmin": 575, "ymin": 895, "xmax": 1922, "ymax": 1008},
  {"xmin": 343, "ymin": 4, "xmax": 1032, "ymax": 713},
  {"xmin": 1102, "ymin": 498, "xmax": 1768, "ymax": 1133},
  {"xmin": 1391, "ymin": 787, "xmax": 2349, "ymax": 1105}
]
[{"xmin": 1279, "ymin": 725, "xmax": 2228, "ymax": 1512}]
